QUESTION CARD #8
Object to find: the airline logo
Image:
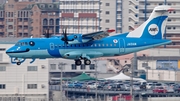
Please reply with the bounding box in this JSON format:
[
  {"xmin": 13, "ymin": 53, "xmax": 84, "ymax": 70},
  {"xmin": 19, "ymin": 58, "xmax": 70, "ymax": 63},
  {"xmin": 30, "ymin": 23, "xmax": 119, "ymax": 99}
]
[
  {"xmin": 148, "ymin": 24, "xmax": 159, "ymax": 36},
  {"xmin": 113, "ymin": 39, "xmax": 118, "ymax": 43}
]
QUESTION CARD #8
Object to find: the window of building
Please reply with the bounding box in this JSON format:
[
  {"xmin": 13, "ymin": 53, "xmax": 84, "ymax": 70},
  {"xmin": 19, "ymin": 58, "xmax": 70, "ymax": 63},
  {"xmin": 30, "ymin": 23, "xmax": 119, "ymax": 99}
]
[
  {"xmin": 106, "ymin": 3, "xmax": 110, "ymax": 6},
  {"xmin": 27, "ymin": 84, "xmax": 37, "ymax": 89},
  {"xmin": 27, "ymin": 66, "xmax": 38, "ymax": 71},
  {"xmin": 90, "ymin": 64, "xmax": 95, "ymax": 70},
  {"xmin": 71, "ymin": 64, "xmax": 77, "ymax": 70},
  {"xmin": 0, "ymin": 53, "xmax": 2, "ymax": 61},
  {"xmin": 135, "ymin": 6, "xmax": 138, "ymax": 9},
  {"xmin": 142, "ymin": 63, "xmax": 148, "ymax": 67},
  {"xmin": 0, "ymin": 84, "xmax": 5, "ymax": 89},
  {"xmin": 167, "ymin": 27, "xmax": 171, "ymax": 29},
  {"xmin": 50, "ymin": 64, "xmax": 56, "ymax": 70},
  {"xmin": 105, "ymin": 19, "xmax": 110, "ymax": 23},
  {"xmin": 168, "ymin": 19, "xmax": 171, "ymax": 21},
  {"xmin": 105, "ymin": 11, "xmax": 110, "ymax": 15},
  {"xmin": 117, "ymin": 11, "xmax": 121, "ymax": 14},
  {"xmin": 0, "ymin": 66, "xmax": 6, "ymax": 71},
  {"xmin": 0, "ymin": 48, "xmax": 5, "ymax": 51},
  {"xmin": 81, "ymin": 64, "xmax": 85, "ymax": 70},
  {"xmin": 135, "ymin": 14, "xmax": 138, "ymax": 17}
]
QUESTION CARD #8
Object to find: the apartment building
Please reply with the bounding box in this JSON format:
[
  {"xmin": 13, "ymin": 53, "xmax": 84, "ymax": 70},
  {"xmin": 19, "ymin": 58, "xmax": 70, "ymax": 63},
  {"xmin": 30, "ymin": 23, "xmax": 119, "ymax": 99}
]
[
  {"xmin": 0, "ymin": 40, "xmax": 49, "ymax": 100},
  {"xmin": 139, "ymin": 0, "xmax": 180, "ymax": 48},
  {"xmin": 0, "ymin": 0, "xmax": 59, "ymax": 37},
  {"xmin": 0, "ymin": 0, "xmax": 6, "ymax": 4},
  {"xmin": 20, "ymin": 0, "xmax": 54, "ymax": 3}
]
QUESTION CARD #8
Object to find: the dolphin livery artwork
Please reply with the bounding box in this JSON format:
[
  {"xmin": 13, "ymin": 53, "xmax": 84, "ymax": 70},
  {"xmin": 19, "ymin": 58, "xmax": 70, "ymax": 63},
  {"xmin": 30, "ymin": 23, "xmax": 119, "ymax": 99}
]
[{"xmin": 6, "ymin": 5, "xmax": 173, "ymax": 65}]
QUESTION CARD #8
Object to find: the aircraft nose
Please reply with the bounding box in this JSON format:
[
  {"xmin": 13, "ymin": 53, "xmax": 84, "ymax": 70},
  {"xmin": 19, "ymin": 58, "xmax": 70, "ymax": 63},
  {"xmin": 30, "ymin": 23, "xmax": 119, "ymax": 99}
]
[{"xmin": 6, "ymin": 47, "xmax": 14, "ymax": 54}]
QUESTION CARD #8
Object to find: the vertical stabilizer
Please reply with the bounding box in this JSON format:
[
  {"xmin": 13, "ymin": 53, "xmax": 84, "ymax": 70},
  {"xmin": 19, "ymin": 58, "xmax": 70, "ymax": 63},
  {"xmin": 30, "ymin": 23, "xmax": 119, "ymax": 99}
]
[{"xmin": 127, "ymin": 5, "xmax": 173, "ymax": 39}]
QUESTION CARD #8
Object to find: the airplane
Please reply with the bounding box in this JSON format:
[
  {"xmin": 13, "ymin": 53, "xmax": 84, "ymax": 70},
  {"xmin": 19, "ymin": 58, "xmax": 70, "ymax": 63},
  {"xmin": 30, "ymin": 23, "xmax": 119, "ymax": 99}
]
[{"xmin": 6, "ymin": 5, "xmax": 173, "ymax": 66}]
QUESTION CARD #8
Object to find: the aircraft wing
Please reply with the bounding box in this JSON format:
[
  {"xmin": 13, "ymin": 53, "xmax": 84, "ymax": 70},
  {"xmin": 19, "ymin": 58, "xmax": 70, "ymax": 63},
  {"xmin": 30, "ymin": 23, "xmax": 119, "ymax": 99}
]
[{"xmin": 82, "ymin": 29, "xmax": 115, "ymax": 40}]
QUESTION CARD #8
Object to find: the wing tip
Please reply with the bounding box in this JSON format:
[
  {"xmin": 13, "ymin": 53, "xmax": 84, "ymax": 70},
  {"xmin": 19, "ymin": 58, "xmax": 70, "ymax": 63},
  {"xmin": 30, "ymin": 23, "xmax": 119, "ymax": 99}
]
[{"xmin": 107, "ymin": 29, "xmax": 115, "ymax": 33}]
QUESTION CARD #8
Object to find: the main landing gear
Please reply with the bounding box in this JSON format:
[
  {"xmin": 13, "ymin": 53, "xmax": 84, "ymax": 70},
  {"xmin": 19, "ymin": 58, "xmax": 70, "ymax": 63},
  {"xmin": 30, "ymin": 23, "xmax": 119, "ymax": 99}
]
[
  {"xmin": 75, "ymin": 59, "xmax": 91, "ymax": 66},
  {"xmin": 16, "ymin": 62, "xmax": 21, "ymax": 65}
]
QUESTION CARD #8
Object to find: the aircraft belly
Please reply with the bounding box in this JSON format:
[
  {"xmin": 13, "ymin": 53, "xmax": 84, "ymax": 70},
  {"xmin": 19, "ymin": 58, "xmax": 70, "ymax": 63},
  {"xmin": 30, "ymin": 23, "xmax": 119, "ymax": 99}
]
[{"xmin": 59, "ymin": 48, "xmax": 119, "ymax": 59}]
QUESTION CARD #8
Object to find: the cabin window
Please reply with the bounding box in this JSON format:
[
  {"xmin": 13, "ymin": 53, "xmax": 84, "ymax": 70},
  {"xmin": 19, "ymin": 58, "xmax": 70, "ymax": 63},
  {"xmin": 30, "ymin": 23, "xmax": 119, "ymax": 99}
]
[
  {"xmin": 110, "ymin": 44, "xmax": 112, "ymax": 46},
  {"xmin": 114, "ymin": 44, "xmax": 117, "ymax": 46},
  {"xmin": 106, "ymin": 44, "xmax": 108, "ymax": 46},
  {"xmin": 94, "ymin": 44, "xmax": 97, "ymax": 47},
  {"xmin": 102, "ymin": 44, "xmax": 105, "ymax": 47},
  {"xmin": 98, "ymin": 44, "xmax": 101, "ymax": 47}
]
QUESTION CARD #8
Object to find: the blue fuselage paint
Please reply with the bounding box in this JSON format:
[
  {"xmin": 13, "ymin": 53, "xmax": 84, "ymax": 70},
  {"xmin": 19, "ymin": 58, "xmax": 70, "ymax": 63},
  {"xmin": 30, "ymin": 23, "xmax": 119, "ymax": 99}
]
[{"xmin": 6, "ymin": 35, "xmax": 171, "ymax": 60}]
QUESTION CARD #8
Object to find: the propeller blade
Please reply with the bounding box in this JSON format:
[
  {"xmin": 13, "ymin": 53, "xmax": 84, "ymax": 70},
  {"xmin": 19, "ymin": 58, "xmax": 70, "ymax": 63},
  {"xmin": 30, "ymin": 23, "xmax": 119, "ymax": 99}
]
[{"xmin": 65, "ymin": 26, "xmax": 67, "ymax": 34}]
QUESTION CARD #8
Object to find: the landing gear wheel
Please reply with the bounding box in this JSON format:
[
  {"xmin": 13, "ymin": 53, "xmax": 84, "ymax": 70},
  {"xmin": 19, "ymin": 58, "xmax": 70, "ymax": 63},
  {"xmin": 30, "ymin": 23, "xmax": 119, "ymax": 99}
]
[
  {"xmin": 16, "ymin": 62, "xmax": 21, "ymax": 65},
  {"xmin": 84, "ymin": 59, "xmax": 91, "ymax": 65},
  {"xmin": 75, "ymin": 60, "xmax": 82, "ymax": 66}
]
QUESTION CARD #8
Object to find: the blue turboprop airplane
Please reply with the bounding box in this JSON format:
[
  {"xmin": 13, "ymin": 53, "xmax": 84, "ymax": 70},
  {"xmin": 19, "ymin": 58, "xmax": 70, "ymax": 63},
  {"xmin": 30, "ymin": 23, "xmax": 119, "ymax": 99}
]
[{"xmin": 6, "ymin": 5, "xmax": 173, "ymax": 66}]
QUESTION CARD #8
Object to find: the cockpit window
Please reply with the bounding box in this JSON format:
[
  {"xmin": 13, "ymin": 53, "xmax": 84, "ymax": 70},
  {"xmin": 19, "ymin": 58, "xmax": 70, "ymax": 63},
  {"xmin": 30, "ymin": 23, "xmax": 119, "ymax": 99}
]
[
  {"xmin": 25, "ymin": 42, "xmax": 28, "ymax": 45},
  {"xmin": 15, "ymin": 42, "xmax": 29, "ymax": 46}
]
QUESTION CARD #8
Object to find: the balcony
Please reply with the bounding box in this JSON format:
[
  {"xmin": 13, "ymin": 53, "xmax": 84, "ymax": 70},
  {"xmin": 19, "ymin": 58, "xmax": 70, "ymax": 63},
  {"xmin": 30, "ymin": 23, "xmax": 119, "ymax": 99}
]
[
  {"xmin": 0, "ymin": 21, "xmax": 4, "ymax": 25},
  {"xmin": 24, "ymin": 29, "xmax": 28, "ymax": 33},
  {"xmin": 18, "ymin": 22, "xmax": 23, "ymax": 25},
  {"xmin": 24, "ymin": 22, "xmax": 28, "ymax": 25},
  {"xmin": 18, "ymin": 29, "xmax": 23, "ymax": 33},
  {"xmin": 0, "ymin": 29, "xmax": 3, "ymax": 32}
]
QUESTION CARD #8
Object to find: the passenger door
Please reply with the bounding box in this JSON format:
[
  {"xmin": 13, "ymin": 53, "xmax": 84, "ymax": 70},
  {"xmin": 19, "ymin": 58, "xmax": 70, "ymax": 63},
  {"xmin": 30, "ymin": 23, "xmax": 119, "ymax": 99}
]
[{"xmin": 119, "ymin": 39, "xmax": 125, "ymax": 53}]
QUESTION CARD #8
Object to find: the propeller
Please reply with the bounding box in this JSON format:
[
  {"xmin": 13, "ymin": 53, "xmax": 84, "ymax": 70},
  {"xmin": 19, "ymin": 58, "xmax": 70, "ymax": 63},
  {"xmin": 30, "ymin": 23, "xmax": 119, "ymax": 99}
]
[{"xmin": 61, "ymin": 27, "xmax": 68, "ymax": 44}]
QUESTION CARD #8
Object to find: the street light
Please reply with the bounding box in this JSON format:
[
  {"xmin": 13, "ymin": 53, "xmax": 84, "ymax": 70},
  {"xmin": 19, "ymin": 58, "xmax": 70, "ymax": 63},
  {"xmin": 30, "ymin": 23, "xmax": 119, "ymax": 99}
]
[
  {"xmin": 93, "ymin": 59, "xmax": 98, "ymax": 101},
  {"xmin": 58, "ymin": 62, "xmax": 66, "ymax": 101}
]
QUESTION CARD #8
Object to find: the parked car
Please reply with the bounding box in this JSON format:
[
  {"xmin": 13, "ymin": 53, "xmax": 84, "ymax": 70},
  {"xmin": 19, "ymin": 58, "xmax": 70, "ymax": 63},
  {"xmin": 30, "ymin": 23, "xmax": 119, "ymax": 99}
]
[
  {"xmin": 124, "ymin": 84, "xmax": 130, "ymax": 91},
  {"xmin": 104, "ymin": 84, "xmax": 113, "ymax": 90},
  {"xmin": 68, "ymin": 83, "xmax": 83, "ymax": 88},
  {"xmin": 146, "ymin": 83, "xmax": 153, "ymax": 89},
  {"xmin": 132, "ymin": 85, "xmax": 141, "ymax": 91},
  {"xmin": 153, "ymin": 87, "xmax": 167, "ymax": 93},
  {"xmin": 111, "ymin": 83, "xmax": 126, "ymax": 91},
  {"xmin": 166, "ymin": 86, "xmax": 174, "ymax": 93},
  {"xmin": 87, "ymin": 83, "xmax": 98, "ymax": 89},
  {"xmin": 174, "ymin": 85, "xmax": 180, "ymax": 93}
]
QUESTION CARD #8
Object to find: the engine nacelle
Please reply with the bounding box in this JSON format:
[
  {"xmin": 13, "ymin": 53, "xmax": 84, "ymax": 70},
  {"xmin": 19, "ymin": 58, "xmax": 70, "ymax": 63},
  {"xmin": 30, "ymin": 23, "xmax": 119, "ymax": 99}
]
[{"xmin": 67, "ymin": 34, "xmax": 90, "ymax": 44}]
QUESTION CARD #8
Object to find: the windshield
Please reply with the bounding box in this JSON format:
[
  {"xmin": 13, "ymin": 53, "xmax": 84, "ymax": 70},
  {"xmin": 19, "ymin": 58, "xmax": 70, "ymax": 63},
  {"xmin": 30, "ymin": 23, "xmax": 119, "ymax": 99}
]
[{"xmin": 15, "ymin": 42, "xmax": 28, "ymax": 46}]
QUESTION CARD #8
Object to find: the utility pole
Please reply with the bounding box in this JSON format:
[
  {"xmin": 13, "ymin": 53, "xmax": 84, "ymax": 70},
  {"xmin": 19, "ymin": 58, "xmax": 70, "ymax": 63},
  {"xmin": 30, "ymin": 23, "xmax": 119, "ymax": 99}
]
[
  {"xmin": 94, "ymin": 59, "xmax": 98, "ymax": 101},
  {"xmin": 58, "ymin": 62, "xmax": 66, "ymax": 101}
]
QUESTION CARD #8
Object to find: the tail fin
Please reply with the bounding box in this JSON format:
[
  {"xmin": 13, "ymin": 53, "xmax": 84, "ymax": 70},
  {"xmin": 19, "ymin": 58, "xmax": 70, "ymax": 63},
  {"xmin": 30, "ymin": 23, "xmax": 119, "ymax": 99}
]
[{"xmin": 127, "ymin": 5, "xmax": 173, "ymax": 39}]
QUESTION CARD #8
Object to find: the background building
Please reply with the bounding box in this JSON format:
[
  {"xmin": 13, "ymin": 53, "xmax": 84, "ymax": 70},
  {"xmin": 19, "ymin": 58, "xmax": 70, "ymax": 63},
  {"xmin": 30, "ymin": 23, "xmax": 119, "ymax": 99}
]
[
  {"xmin": 0, "ymin": 39, "xmax": 49, "ymax": 100},
  {"xmin": 0, "ymin": 0, "xmax": 6, "ymax": 4},
  {"xmin": 0, "ymin": 0, "xmax": 60, "ymax": 37}
]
